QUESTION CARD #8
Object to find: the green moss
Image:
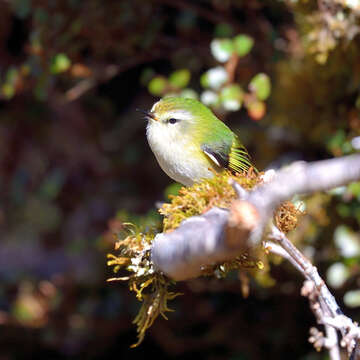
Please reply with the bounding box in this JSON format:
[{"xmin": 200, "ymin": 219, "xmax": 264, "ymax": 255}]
[
  {"xmin": 107, "ymin": 169, "xmax": 303, "ymax": 346},
  {"xmin": 160, "ymin": 169, "xmax": 260, "ymax": 232}
]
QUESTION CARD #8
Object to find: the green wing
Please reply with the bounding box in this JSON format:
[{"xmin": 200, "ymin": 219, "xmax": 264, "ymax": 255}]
[
  {"xmin": 201, "ymin": 134, "xmax": 255, "ymax": 174},
  {"xmin": 227, "ymin": 135, "xmax": 255, "ymax": 173}
]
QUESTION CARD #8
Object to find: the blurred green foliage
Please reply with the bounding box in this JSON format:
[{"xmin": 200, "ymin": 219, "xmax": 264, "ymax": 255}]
[
  {"xmin": 147, "ymin": 32, "xmax": 271, "ymax": 120},
  {"xmin": 0, "ymin": 0, "xmax": 359, "ymax": 359}
]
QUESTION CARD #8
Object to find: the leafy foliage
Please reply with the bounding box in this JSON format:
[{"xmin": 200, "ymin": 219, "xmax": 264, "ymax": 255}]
[{"xmin": 147, "ymin": 33, "xmax": 271, "ymax": 120}]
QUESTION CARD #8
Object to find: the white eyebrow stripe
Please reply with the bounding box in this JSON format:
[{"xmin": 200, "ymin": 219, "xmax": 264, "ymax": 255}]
[{"xmin": 164, "ymin": 109, "xmax": 193, "ymax": 121}]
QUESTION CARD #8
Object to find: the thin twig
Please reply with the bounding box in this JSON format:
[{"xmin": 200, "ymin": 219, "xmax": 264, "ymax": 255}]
[{"xmin": 271, "ymin": 228, "xmax": 360, "ymax": 358}]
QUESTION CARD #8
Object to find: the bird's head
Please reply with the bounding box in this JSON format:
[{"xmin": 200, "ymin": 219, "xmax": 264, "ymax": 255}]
[{"xmin": 143, "ymin": 97, "xmax": 215, "ymax": 144}]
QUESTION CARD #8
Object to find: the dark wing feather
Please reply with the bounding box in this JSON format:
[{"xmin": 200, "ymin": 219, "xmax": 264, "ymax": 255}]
[
  {"xmin": 201, "ymin": 144, "xmax": 229, "ymax": 168},
  {"xmin": 201, "ymin": 135, "xmax": 255, "ymax": 173}
]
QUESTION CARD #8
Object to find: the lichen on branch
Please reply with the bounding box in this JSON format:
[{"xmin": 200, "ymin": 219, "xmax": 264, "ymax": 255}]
[{"xmin": 107, "ymin": 169, "xmax": 303, "ymax": 346}]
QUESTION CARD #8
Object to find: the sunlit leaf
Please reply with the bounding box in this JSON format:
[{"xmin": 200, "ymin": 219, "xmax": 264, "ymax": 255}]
[
  {"xmin": 249, "ymin": 73, "xmax": 271, "ymax": 100},
  {"xmin": 334, "ymin": 225, "xmax": 360, "ymax": 258},
  {"xmin": 326, "ymin": 262, "xmax": 349, "ymax": 288},
  {"xmin": 200, "ymin": 90, "xmax": 219, "ymax": 106},
  {"xmin": 344, "ymin": 290, "xmax": 360, "ymax": 308},
  {"xmin": 148, "ymin": 76, "xmax": 167, "ymax": 96},
  {"xmin": 233, "ymin": 34, "xmax": 254, "ymax": 57},
  {"xmin": 50, "ymin": 53, "xmax": 71, "ymax": 74},
  {"xmin": 2, "ymin": 84, "xmax": 15, "ymax": 99},
  {"xmin": 168, "ymin": 69, "xmax": 191, "ymax": 89},
  {"xmin": 204, "ymin": 66, "xmax": 228, "ymax": 90},
  {"xmin": 211, "ymin": 38, "xmax": 233, "ymax": 63},
  {"xmin": 220, "ymin": 84, "xmax": 243, "ymax": 111}
]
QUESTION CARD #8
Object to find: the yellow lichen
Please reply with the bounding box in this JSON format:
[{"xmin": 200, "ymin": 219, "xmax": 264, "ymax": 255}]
[
  {"xmin": 274, "ymin": 201, "xmax": 304, "ymax": 233},
  {"xmin": 160, "ymin": 168, "xmax": 261, "ymax": 232},
  {"xmin": 130, "ymin": 275, "xmax": 181, "ymax": 347}
]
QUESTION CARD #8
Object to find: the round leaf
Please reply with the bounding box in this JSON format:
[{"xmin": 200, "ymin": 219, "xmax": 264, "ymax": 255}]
[
  {"xmin": 2, "ymin": 84, "xmax": 15, "ymax": 99},
  {"xmin": 326, "ymin": 262, "xmax": 349, "ymax": 289},
  {"xmin": 233, "ymin": 34, "xmax": 254, "ymax": 57},
  {"xmin": 148, "ymin": 76, "xmax": 167, "ymax": 96},
  {"xmin": 249, "ymin": 73, "xmax": 271, "ymax": 100},
  {"xmin": 50, "ymin": 53, "xmax": 71, "ymax": 74},
  {"xmin": 200, "ymin": 73, "xmax": 209, "ymax": 88},
  {"xmin": 200, "ymin": 90, "xmax": 219, "ymax": 106},
  {"xmin": 246, "ymin": 99, "xmax": 266, "ymax": 120},
  {"xmin": 211, "ymin": 38, "xmax": 233, "ymax": 62},
  {"xmin": 220, "ymin": 84, "xmax": 243, "ymax": 111},
  {"xmin": 206, "ymin": 66, "xmax": 228, "ymax": 90},
  {"xmin": 344, "ymin": 290, "xmax": 360, "ymax": 308},
  {"xmin": 168, "ymin": 69, "xmax": 191, "ymax": 89}
]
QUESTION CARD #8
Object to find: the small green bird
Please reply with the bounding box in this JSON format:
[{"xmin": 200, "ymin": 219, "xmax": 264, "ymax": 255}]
[{"xmin": 144, "ymin": 97, "xmax": 255, "ymax": 186}]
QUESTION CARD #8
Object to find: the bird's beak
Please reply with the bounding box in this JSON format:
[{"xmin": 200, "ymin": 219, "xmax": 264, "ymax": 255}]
[{"xmin": 136, "ymin": 108, "xmax": 158, "ymax": 121}]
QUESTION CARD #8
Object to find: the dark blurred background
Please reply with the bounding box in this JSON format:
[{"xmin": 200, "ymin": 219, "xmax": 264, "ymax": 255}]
[{"xmin": 0, "ymin": 0, "xmax": 360, "ymax": 359}]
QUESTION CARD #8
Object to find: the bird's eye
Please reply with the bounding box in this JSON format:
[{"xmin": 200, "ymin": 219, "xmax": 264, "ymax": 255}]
[{"xmin": 168, "ymin": 118, "xmax": 178, "ymax": 124}]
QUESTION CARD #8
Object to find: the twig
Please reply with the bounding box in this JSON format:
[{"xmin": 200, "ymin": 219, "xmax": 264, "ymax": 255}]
[
  {"xmin": 269, "ymin": 231, "xmax": 344, "ymax": 359},
  {"xmin": 268, "ymin": 225, "xmax": 341, "ymax": 319}
]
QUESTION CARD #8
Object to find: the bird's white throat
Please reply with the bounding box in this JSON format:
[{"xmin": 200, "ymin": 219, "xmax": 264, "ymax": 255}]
[{"xmin": 146, "ymin": 119, "xmax": 213, "ymax": 186}]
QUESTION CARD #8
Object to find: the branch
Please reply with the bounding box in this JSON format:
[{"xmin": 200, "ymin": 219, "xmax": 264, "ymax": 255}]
[
  {"xmin": 150, "ymin": 154, "xmax": 360, "ymax": 358},
  {"xmin": 151, "ymin": 154, "xmax": 360, "ymax": 280}
]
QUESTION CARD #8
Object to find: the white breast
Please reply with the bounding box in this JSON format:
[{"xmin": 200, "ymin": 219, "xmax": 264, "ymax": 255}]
[{"xmin": 146, "ymin": 121, "xmax": 213, "ymax": 186}]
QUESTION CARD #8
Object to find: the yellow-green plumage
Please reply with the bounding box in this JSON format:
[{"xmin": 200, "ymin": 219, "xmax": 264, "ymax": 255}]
[{"xmin": 145, "ymin": 97, "xmax": 255, "ymax": 186}]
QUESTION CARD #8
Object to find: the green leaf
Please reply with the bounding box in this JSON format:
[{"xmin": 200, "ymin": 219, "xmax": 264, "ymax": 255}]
[
  {"xmin": 148, "ymin": 76, "xmax": 167, "ymax": 96},
  {"xmin": 326, "ymin": 262, "xmax": 349, "ymax": 289},
  {"xmin": 249, "ymin": 73, "xmax": 271, "ymax": 100},
  {"xmin": 50, "ymin": 53, "xmax": 71, "ymax": 74},
  {"xmin": 168, "ymin": 69, "xmax": 191, "ymax": 89},
  {"xmin": 2, "ymin": 84, "xmax": 15, "ymax": 99},
  {"xmin": 334, "ymin": 225, "xmax": 360, "ymax": 258},
  {"xmin": 200, "ymin": 73, "xmax": 209, "ymax": 88},
  {"xmin": 2, "ymin": 67, "xmax": 18, "ymax": 99},
  {"xmin": 326, "ymin": 130, "xmax": 346, "ymax": 154},
  {"xmin": 205, "ymin": 66, "xmax": 228, "ymax": 90},
  {"xmin": 348, "ymin": 182, "xmax": 360, "ymax": 199},
  {"xmin": 233, "ymin": 34, "xmax": 254, "ymax": 56},
  {"xmin": 200, "ymin": 90, "xmax": 219, "ymax": 106},
  {"xmin": 211, "ymin": 38, "xmax": 234, "ymax": 62},
  {"xmin": 220, "ymin": 84, "xmax": 243, "ymax": 111},
  {"xmin": 344, "ymin": 290, "xmax": 360, "ymax": 308},
  {"xmin": 220, "ymin": 84, "xmax": 243, "ymax": 101}
]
